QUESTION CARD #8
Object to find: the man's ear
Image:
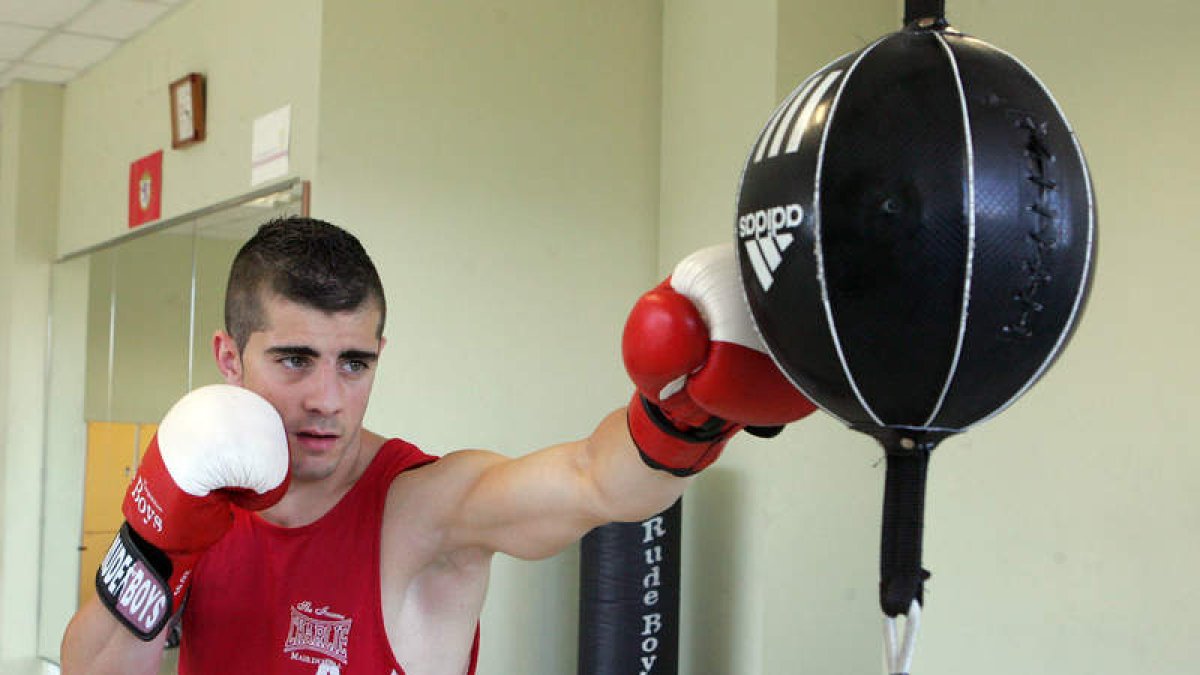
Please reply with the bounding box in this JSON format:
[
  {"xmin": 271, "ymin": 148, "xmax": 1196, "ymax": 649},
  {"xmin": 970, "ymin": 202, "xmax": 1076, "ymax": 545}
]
[{"xmin": 213, "ymin": 330, "xmax": 244, "ymax": 385}]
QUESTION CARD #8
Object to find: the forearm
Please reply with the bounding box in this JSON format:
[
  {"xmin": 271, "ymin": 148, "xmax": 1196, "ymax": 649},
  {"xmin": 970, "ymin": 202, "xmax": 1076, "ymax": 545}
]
[
  {"xmin": 448, "ymin": 408, "xmax": 695, "ymax": 560},
  {"xmin": 61, "ymin": 597, "xmax": 168, "ymax": 675},
  {"xmin": 583, "ymin": 407, "xmax": 693, "ymax": 523}
]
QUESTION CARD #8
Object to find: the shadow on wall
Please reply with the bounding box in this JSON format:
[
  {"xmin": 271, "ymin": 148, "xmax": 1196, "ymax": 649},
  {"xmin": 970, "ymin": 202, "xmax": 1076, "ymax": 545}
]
[{"xmin": 683, "ymin": 467, "xmax": 747, "ymax": 673}]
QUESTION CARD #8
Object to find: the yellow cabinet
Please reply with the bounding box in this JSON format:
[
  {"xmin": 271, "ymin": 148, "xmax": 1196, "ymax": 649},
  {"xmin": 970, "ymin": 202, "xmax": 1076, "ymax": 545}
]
[{"xmin": 79, "ymin": 421, "xmax": 156, "ymax": 607}]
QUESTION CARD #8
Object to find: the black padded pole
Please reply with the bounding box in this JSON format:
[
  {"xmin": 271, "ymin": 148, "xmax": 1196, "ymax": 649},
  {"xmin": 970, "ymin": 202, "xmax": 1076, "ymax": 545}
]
[{"xmin": 579, "ymin": 500, "xmax": 681, "ymax": 675}]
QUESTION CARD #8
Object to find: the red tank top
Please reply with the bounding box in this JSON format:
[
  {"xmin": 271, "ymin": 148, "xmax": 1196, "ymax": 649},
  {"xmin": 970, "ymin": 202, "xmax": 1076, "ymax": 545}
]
[{"xmin": 178, "ymin": 439, "xmax": 480, "ymax": 674}]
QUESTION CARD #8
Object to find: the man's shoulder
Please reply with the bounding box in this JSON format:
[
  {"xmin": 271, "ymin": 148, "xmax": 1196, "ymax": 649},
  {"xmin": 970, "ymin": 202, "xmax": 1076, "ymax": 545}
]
[
  {"xmin": 381, "ymin": 448, "xmax": 511, "ymax": 533},
  {"xmin": 379, "ymin": 449, "xmax": 508, "ymax": 568},
  {"xmin": 383, "ymin": 448, "xmax": 505, "ymax": 499},
  {"xmin": 373, "ymin": 436, "xmax": 439, "ymax": 473}
]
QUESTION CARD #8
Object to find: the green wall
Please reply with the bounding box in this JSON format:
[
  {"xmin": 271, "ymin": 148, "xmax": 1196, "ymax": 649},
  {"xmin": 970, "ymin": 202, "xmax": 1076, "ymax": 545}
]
[
  {"xmin": 0, "ymin": 81, "xmax": 62, "ymax": 669},
  {"xmin": 661, "ymin": 2, "xmax": 1200, "ymax": 674},
  {"xmin": 315, "ymin": 2, "xmax": 663, "ymax": 671},
  {"xmin": 2, "ymin": 0, "xmax": 1198, "ymax": 673},
  {"xmin": 56, "ymin": 0, "xmax": 322, "ymax": 257},
  {"xmin": 659, "ymin": 3, "xmax": 899, "ymax": 672},
  {"xmin": 913, "ymin": 3, "xmax": 1200, "ymax": 673},
  {"xmin": 15, "ymin": 0, "xmax": 323, "ymax": 665}
]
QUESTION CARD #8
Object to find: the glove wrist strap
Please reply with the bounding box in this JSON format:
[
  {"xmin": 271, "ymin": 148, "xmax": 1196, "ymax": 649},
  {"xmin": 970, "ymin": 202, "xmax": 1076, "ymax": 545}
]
[
  {"xmin": 96, "ymin": 523, "xmax": 187, "ymax": 641},
  {"xmin": 627, "ymin": 394, "xmax": 738, "ymax": 476}
]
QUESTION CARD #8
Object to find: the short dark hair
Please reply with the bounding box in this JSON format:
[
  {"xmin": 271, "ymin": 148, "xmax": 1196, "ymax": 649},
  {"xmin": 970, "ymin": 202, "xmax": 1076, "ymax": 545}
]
[{"xmin": 225, "ymin": 217, "xmax": 386, "ymax": 351}]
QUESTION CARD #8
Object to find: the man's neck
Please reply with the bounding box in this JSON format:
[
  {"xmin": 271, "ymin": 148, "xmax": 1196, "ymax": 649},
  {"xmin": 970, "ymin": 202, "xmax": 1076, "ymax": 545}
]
[{"xmin": 260, "ymin": 428, "xmax": 387, "ymax": 528}]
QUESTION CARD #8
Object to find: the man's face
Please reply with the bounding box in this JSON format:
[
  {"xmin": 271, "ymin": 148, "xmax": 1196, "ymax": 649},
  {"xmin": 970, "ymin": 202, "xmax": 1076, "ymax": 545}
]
[{"xmin": 217, "ymin": 293, "xmax": 384, "ymax": 484}]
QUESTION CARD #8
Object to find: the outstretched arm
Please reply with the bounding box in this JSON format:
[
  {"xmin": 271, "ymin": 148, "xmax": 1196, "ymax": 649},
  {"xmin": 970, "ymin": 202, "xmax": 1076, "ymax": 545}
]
[
  {"xmin": 440, "ymin": 244, "xmax": 816, "ymax": 560},
  {"xmin": 440, "ymin": 408, "xmax": 689, "ymax": 560}
]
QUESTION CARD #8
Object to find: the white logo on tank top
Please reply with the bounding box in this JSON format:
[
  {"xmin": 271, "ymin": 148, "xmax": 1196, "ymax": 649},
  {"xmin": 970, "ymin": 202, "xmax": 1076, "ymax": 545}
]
[{"xmin": 283, "ymin": 600, "xmax": 354, "ymax": 673}]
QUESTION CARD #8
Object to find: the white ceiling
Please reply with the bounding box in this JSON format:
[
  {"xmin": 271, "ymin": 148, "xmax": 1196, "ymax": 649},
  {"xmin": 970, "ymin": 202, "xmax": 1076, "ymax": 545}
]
[{"xmin": 0, "ymin": 0, "xmax": 190, "ymax": 90}]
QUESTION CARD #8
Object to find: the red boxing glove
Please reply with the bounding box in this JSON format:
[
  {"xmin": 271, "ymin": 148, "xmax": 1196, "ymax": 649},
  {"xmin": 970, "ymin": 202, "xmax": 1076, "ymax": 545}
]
[
  {"xmin": 96, "ymin": 384, "xmax": 290, "ymax": 640},
  {"xmin": 623, "ymin": 244, "xmax": 816, "ymax": 475}
]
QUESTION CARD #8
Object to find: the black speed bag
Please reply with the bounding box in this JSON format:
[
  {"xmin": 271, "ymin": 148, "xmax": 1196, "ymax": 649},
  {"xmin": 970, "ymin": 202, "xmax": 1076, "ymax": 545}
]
[{"xmin": 735, "ymin": 25, "xmax": 1096, "ymax": 435}]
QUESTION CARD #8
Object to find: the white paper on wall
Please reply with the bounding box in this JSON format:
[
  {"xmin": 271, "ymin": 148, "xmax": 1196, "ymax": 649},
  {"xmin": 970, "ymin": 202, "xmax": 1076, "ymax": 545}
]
[{"xmin": 251, "ymin": 104, "xmax": 292, "ymax": 185}]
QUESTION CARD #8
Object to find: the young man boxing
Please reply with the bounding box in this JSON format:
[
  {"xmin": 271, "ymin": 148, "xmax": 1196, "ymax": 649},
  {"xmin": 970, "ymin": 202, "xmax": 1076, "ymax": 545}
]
[{"xmin": 60, "ymin": 217, "xmax": 814, "ymax": 674}]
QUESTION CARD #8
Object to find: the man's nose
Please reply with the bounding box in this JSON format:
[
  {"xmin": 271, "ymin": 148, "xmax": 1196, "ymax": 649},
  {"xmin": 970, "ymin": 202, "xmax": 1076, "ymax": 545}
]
[{"xmin": 303, "ymin": 362, "xmax": 343, "ymax": 415}]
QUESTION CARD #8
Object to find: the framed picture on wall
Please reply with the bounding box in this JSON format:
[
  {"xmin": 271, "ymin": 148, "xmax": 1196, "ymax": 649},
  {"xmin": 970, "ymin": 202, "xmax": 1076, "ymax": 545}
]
[{"xmin": 169, "ymin": 73, "xmax": 206, "ymax": 149}]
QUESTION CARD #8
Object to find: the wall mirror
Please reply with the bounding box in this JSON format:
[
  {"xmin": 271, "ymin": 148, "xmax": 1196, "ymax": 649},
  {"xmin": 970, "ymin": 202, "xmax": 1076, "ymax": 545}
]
[{"xmin": 37, "ymin": 180, "xmax": 308, "ymax": 662}]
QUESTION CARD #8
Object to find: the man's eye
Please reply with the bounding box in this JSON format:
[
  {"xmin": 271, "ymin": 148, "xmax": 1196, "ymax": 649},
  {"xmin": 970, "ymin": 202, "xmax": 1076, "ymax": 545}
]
[
  {"xmin": 280, "ymin": 356, "xmax": 309, "ymax": 369},
  {"xmin": 342, "ymin": 360, "xmax": 370, "ymax": 374}
]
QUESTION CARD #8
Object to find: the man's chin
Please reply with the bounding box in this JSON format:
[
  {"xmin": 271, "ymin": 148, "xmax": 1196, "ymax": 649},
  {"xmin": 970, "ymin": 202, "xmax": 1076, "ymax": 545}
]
[
  {"xmin": 288, "ymin": 451, "xmax": 341, "ymax": 483},
  {"xmin": 288, "ymin": 463, "xmax": 338, "ymax": 484}
]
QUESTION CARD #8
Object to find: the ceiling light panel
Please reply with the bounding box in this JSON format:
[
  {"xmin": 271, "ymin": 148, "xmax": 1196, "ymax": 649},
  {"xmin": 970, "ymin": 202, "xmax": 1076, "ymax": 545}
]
[
  {"xmin": 0, "ymin": 0, "xmax": 93, "ymax": 28},
  {"xmin": 67, "ymin": 0, "xmax": 171, "ymax": 40},
  {"xmin": 26, "ymin": 32, "xmax": 118, "ymax": 69},
  {"xmin": 0, "ymin": 23, "xmax": 47, "ymax": 59}
]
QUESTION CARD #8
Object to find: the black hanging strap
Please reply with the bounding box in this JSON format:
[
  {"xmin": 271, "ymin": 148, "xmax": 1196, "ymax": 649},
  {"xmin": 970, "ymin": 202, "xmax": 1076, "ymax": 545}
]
[
  {"xmin": 880, "ymin": 446, "xmax": 932, "ymax": 617},
  {"xmin": 864, "ymin": 428, "xmax": 948, "ymax": 675},
  {"xmin": 904, "ymin": 0, "xmax": 948, "ymax": 27}
]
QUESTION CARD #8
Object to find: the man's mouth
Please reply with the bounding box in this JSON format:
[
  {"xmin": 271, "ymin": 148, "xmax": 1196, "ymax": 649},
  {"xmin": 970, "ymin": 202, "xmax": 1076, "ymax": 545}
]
[{"xmin": 294, "ymin": 429, "xmax": 339, "ymax": 451}]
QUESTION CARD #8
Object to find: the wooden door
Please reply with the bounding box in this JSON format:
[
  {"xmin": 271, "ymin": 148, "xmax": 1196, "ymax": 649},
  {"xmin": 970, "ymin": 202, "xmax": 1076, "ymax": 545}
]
[{"xmin": 78, "ymin": 421, "xmax": 140, "ymax": 606}]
